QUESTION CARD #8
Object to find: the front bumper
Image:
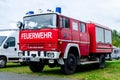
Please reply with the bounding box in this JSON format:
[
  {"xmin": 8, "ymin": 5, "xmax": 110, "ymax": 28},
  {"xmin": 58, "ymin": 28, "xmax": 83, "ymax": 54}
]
[{"xmin": 19, "ymin": 51, "xmax": 60, "ymax": 62}]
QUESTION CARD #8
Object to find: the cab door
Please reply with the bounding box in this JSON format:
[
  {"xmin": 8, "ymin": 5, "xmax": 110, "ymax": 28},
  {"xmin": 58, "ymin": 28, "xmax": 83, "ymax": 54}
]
[
  {"xmin": 59, "ymin": 16, "xmax": 72, "ymax": 53},
  {"xmin": 71, "ymin": 20, "xmax": 80, "ymax": 43},
  {"xmin": 59, "ymin": 16, "xmax": 71, "ymax": 40},
  {"xmin": 79, "ymin": 22, "xmax": 90, "ymax": 56},
  {"xmin": 2, "ymin": 37, "xmax": 18, "ymax": 59}
]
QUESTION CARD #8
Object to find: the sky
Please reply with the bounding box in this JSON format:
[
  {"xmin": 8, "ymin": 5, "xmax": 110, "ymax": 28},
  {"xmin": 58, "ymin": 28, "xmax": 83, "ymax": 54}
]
[{"xmin": 0, "ymin": 0, "xmax": 120, "ymax": 31}]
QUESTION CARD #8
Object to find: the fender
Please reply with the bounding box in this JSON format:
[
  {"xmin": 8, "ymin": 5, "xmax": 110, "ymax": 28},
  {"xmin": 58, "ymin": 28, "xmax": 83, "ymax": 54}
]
[
  {"xmin": 0, "ymin": 55, "xmax": 7, "ymax": 61},
  {"xmin": 63, "ymin": 43, "xmax": 81, "ymax": 59}
]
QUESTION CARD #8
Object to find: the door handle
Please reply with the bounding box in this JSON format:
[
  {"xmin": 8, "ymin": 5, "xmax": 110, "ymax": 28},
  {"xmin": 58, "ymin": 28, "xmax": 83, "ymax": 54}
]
[{"xmin": 14, "ymin": 48, "xmax": 17, "ymax": 51}]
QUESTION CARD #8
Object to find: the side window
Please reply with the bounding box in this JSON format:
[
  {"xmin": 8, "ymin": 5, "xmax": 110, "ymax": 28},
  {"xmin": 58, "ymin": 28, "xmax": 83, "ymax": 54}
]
[
  {"xmin": 72, "ymin": 21, "xmax": 78, "ymax": 30},
  {"xmin": 96, "ymin": 27, "xmax": 104, "ymax": 43},
  {"xmin": 80, "ymin": 23, "xmax": 86, "ymax": 32},
  {"xmin": 105, "ymin": 29, "xmax": 112, "ymax": 44},
  {"xmin": 6, "ymin": 37, "xmax": 15, "ymax": 47},
  {"xmin": 114, "ymin": 50, "xmax": 116, "ymax": 53},
  {"xmin": 60, "ymin": 17, "xmax": 62, "ymax": 27},
  {"xmin": 60, "ymin": 17, "xmax": 69, "ymax": 28}
]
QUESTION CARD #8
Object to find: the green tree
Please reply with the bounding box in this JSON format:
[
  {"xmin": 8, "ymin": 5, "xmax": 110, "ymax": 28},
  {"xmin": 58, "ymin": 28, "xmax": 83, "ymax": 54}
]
[{"xmin": 112, "ymin": 30, "xmax": 120, "ymax": 47}]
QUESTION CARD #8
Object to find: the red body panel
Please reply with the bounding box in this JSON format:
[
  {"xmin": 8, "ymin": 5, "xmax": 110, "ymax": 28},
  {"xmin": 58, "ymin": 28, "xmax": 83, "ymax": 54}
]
[
  {"xmin": 87, "ymin": 23, "xmax": 112, "ymax": 54},
  {"xmin": 79, "ymin": 32, "xmax": 90, "ymax": 56},
  {"xmin": 19, "ymin": 29, "xmax": 59, "ymax": 51}
]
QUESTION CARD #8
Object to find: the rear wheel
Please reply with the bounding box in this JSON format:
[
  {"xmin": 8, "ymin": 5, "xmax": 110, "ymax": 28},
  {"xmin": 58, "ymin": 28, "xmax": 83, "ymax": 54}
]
[
  {"xmin": 116, "ymin": 57, "xmax": 119, "ymax": 60},
  {"xmin": 99, "ymin": 55, "xmax": 105, "ymax": 68},
  {"xmin": 61, "ymin": 54, "xmax": 77, "ymax": 74},
  {"xmin": 29, "ymin": 61, "xmax": 44, "ymax": 72},
  {"xmin": 0, "ymin": 57, "xmax": 7, "ymax": 68}
]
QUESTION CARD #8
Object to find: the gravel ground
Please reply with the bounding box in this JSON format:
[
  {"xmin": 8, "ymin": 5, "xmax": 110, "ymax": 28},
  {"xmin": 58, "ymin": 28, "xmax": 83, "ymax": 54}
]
[{"xmin": 0, "ymin": 72, "xmax": 75, "ymax": 80}]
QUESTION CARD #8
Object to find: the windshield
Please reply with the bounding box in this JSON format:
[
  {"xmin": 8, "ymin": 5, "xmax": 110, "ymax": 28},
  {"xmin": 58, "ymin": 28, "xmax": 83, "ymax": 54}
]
[
  {"xmin": 23, "ymin": 14, "xmax": 57, "ymax": 29},
  {"xmin": 0, "ymin": 36, "xmax": 7, "ymax": 46}
]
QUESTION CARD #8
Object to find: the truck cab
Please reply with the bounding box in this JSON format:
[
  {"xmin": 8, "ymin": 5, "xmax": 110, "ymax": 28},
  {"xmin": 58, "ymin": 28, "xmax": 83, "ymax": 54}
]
[{"xmin": 0, "ymin": 29, "xmax": 22, "ymax": 67}]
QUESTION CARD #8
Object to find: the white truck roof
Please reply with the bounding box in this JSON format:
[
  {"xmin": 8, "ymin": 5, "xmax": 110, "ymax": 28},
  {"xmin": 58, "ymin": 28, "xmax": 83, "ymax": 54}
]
[{"xmin": 0, "ymin": 29, "xmax": 19, "ymax": 36}]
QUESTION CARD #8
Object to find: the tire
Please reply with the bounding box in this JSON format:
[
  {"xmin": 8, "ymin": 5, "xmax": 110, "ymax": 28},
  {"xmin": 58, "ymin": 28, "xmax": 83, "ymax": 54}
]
[
  {"xmin": 108, "ymin": 54, "xmax": 112, "ymax": 61},
  {"xmin": 116, "ymin": 57, "xmax": 119, "ymax": 60},
  {"xmin": 29, "ymin": 61, "xmax": 44, "ymax": 72},
  {"xmin": 20, "ymin": 62, "xmax": 28, "ymax": 66},
  {"xmin": 109, "ymin": 58, "xmax": 112, "ymax": 61},
  {"xmin": 0, "ymin": 57, "xmax": 7, "ymax": 68},
  {"xmin": 61, "ymin": 54, "xmax": 77, "ymax": 75},
  {"xmin": 99, "ymin": 55, "xmax": 105, "ymax": 69}
]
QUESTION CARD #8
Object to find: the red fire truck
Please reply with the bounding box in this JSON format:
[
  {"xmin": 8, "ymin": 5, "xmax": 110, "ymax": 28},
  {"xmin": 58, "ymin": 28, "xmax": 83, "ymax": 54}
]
[{"xmin": 17, "ymin": 11, "xmax": 112, "ymax": 74}]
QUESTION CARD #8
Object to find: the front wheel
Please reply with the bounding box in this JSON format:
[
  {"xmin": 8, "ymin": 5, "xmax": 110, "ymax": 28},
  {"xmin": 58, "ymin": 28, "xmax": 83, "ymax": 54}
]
[
  {"xmin": 29, "ymin": 61, "xmax": 44, "ymax": 72},
  {"xmin": 0, "ymin": 57, "xmax": 7, "ymax": 68},
  {"xmin": 61, "ymin": 54, "xmax": 77, "ymax": 75},
  {"xmin": 20, "ymin": 62, "xmax": 28, "ymax": 66}
]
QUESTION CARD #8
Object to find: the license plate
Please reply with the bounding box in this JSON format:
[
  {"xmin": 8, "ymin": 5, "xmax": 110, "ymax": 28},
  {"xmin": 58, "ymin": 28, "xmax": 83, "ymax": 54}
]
[
  {"xmin": 49, "ymin": 60, "xmax": 54, "ymax": 63},
  {"xmin": 30, "ymin": 58, "xmax": 39, "ymax": 62}
]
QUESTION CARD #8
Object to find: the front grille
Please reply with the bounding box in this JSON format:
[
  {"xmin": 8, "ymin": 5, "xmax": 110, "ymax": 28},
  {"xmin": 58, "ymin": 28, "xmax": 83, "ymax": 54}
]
[
  {"xmin": 31, "ymin": 54, "xmax": 36, "ymax": 57},
  {"xmin": 27, "ymin": 51, "xmax": 30, "ymax": 56},
  {"xmin": 38, "ymin": 51, "xmax": 40, "ymax": 56}
]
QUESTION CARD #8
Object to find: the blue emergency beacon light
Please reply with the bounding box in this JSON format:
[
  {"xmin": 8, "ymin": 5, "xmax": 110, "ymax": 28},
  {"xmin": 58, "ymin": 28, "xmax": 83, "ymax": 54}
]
[
  {"xmin": 55, "ymin": 7, "xmax": 61, "ymax": 13},
  {"xmin": 26, "ymin": 11, "xmax": 34, "ymax": 15}
]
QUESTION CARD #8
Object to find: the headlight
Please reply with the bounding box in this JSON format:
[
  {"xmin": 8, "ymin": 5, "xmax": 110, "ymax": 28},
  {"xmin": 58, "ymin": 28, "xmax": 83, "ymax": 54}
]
[
  {"xmin": 47, "ymin": 53, "xmax": 54, "ymax": 58},
  {"xmin": 18, "ymin": 52, "xmax": 23, "ymax": 57}
]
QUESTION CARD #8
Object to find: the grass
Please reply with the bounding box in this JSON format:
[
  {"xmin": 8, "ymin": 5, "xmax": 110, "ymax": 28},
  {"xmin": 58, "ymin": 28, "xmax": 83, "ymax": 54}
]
[{"xmin": 0, "ymin": 60, "xmax": 120, "ymax": 80}]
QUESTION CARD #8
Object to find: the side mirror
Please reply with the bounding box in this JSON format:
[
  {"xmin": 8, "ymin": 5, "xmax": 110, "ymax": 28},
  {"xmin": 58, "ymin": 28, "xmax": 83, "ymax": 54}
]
[
  {"xmin": 3, "ymin": 43, "xmax": 9, "ymax": 49},
  {"xmin": 17, "ymin": 21, "xmax": 23, "ymax": 29}
]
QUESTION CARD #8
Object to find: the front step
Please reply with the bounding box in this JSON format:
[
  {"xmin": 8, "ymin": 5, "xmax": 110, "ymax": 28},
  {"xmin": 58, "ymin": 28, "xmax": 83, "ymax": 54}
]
[{"xmin": 80, "ymin": 61, "xmax": 99, "ymax": 65}]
